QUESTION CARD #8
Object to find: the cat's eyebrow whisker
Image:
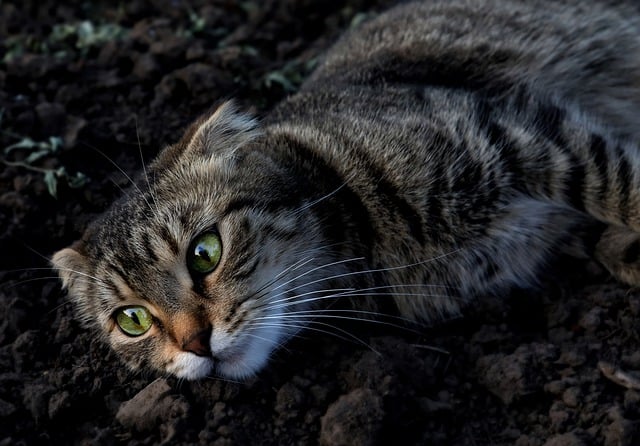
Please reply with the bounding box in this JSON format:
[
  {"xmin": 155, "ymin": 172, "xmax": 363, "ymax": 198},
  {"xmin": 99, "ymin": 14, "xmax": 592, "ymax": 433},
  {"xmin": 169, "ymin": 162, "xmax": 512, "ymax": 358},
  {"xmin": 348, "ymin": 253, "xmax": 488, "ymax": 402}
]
[
  {"xmin": 134, "ymin": 115, "xmax": 160, "ymax": 215},
  {"xmin": 52, "ymin": 266, "xmax": 112, "ymax": 287},
  {"xmin": 288, "ymin": 179, "xmax": 351, "ymax": 217},
  {"xmin": 5, "ymin": 276, "xmax": 85, "ymax": 289},
  {"xmin": 84, "ymin": 143, "xmax": 156, "ymax": 215}
]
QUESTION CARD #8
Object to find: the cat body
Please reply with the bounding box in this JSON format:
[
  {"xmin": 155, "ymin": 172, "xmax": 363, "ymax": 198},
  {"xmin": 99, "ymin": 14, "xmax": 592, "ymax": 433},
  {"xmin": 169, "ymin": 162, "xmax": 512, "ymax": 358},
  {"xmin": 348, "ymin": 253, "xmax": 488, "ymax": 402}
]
[{"xmin": 54, "ymin": 0, "xmax": 640, "ymax": 380}]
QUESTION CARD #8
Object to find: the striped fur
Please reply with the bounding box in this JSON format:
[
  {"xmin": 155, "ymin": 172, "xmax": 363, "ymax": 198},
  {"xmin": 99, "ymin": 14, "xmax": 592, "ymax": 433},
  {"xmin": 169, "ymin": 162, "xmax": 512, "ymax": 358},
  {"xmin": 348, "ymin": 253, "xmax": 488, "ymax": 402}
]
[{"xmin": 54, "ymin": 0, "xmax": 640, "ymax": 380}]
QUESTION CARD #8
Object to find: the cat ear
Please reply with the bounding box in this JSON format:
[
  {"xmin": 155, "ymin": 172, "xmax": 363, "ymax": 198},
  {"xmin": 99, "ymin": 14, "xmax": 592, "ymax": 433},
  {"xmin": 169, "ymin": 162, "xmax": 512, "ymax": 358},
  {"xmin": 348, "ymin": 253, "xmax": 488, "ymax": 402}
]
[
  {"xmin": 186, "ymin": 100, "xmax": 261, "ymax": 156},
  {"xmin": 51, "ymin": 246, "xmax": 88, "ymax": 292}
]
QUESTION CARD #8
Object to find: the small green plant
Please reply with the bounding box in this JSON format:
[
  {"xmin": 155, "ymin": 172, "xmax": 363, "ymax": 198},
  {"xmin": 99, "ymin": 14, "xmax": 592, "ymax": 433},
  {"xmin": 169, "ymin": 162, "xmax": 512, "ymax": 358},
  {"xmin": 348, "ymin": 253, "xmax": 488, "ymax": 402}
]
[
  {"xmin": 50, "ymin": 21, "xmax": 126, "ymax": 54},
  {"xmin": 263, "ymin": 59, "xmax": 317, "ymax": 93},
  {"xmin": 2, "ymin": 135, "xmax": 88, "ymax": 198},
  {"xmin": 3, "ymin": 20, "xmax": 127, "ymax": 63}
]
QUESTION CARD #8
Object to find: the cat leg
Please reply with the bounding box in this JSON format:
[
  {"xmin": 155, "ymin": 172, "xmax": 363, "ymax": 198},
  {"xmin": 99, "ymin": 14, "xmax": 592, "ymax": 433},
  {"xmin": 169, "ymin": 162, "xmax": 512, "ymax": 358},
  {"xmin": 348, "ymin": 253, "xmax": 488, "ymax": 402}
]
[
  {"xmin": 594, "ymin": 225, "xmax": 640, "ymax": 287},
  {"xmin": 393, "ymin": 198, "xmax": 584, "ymax": 321}
]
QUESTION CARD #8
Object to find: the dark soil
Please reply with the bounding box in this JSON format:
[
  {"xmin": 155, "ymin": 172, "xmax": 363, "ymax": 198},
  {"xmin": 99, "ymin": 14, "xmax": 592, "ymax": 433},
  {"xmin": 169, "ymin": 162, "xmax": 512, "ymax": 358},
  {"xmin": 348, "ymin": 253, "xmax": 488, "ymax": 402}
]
[{"xmin": 2, "ymin": 1, "xmax": 640, "ymax": 445}]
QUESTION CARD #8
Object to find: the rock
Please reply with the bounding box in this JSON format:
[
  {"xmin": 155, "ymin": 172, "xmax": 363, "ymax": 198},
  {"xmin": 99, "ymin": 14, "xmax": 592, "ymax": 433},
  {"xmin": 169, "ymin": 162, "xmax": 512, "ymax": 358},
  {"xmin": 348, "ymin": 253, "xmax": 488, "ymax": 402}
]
[
  {"xmin": 476, "ymin": 343, "xmax": 558, "ymax": 404},
  {"xmin": 319, "ymin": 388, "xmax": 385, "ymax": 446},
  {"xmin": 543, "ymin": 432, "xmax": 588, "ymax": 446},
  {"xmin": 0, "ymin": 398, "xmax": 16, "ymax": 417},
  {"xmin": 604, "ymin": 406, "xmax": 637, "ymax": 446},
  {"xmin": 48, "ymin": 390, "xmax": 71, "ymax": 420},
  {"xmin": 22, "ymin": 382, "xmax": 55, "ymax": 423},
  {"xmin": 275, "ymin": 382, "xmax": 306, "ymax": 421},
  {"xmin": 12, "ymin": 330, "xmax": 41, "ymax": 372},
  {"xmin": 562, "ymin": 387, "xmax": 581, "ymax": 408},
  {"xmin": 35, "ymin": 102, "xmax": 66, "ymax": 136},
  {"xmin": 115, "ymin": 378, "xmax": 190, "ymax": 432}
]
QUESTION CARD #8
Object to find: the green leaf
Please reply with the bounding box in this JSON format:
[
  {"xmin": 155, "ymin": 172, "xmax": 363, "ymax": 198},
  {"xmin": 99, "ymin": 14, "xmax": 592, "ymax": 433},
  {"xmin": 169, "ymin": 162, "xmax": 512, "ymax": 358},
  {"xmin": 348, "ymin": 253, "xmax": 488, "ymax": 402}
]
[
  {"xmin": 24, "ymin": 149, "xmax": 51, "ymax": 164},
  {"xmin": 4, "ymin": 137, "xmax": 38, "ymax": 154},
  {"xmin": 67, "ymin": 171, "xmax": 88, "ymax": 189},
  {"xmin": 48, "ymin": 136, "xmax": 64, "ymax": 152},
  {"xmin": 264, "ymin": 72, "xmax": 296, "ymax": 92},
  {"xmin": 44, "ymin": 170, "xmax": 59, "ymax": 198}
]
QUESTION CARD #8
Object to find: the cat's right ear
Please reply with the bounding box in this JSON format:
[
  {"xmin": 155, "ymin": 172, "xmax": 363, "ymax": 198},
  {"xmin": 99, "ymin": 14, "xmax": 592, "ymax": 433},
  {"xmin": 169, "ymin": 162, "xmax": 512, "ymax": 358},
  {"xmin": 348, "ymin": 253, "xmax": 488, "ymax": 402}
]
[
  {"xmin": 150, "ymin": 100, "xmax": 261, "ymax": 170},
  {"xmin": 186, "ymin": 100, "xmax": 262, "ymax": 156},
  {"xmin": 51, "ymin": 245, "xmax": 88, "ymax": 292}
]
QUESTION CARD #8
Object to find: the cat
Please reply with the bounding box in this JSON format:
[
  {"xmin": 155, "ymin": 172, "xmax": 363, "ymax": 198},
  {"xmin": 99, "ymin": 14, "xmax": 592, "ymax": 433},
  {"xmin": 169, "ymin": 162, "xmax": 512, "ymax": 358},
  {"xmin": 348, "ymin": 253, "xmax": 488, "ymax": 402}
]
[{"xmin": 53, "ymin": 0, "xmax": 640, "ymax": 380}]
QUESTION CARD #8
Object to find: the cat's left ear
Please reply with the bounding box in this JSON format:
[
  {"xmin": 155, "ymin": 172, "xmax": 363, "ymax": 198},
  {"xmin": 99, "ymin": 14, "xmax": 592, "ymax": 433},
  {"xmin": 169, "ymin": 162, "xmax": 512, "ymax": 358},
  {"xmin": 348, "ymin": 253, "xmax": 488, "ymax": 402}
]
[
  {"xmin": 52, "ymin": 245, "xmax": 88, "ymax": 292},
  {"xmin": 186, "ymin": 100, "xmax": 261, "ymax": 156}
]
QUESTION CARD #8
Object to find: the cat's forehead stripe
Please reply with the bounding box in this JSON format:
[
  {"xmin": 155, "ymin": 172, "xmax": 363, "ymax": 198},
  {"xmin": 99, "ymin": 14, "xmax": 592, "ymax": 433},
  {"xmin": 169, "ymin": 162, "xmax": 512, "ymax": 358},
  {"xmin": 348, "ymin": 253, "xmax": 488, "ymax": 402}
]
[{"xmin": 157, "ymin": 225, "xmax": 180, "ymax": 255}]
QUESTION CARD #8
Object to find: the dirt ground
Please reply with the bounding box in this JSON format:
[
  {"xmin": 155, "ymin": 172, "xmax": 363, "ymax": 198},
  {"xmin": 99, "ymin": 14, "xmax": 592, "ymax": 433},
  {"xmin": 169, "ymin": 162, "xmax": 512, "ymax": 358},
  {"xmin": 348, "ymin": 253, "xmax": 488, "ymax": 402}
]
[{"xmin": 2, "ymin": 1, "xmax": 640, "ymax": 445}]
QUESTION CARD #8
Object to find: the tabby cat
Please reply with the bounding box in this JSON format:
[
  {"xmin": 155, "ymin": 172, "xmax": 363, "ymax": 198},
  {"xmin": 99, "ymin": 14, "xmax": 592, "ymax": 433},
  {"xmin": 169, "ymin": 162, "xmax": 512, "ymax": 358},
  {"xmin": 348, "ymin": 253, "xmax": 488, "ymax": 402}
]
[{"xmin": 53, "ymin": 0, "xmax": 640, "ymax": 380}]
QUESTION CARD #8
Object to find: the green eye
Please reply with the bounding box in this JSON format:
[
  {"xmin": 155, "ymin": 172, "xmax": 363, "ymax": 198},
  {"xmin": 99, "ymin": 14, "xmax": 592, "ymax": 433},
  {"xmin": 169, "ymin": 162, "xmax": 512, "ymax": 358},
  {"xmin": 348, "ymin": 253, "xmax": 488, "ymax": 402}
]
[
  {"xmin": 188, "ymin": 231, "xmax": 223, "ymax": 274},
  {"xmin": 116, "ymin": 306, "xmax": 153, "ymax": 336}
]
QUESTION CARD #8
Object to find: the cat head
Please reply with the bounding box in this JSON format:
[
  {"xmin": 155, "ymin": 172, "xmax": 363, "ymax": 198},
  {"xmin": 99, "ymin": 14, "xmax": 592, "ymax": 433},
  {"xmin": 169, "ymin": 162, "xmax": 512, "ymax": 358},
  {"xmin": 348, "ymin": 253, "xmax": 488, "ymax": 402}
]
[{"xmin": 52, "ymin": 102, "xmax": 350, "ymax": 380}]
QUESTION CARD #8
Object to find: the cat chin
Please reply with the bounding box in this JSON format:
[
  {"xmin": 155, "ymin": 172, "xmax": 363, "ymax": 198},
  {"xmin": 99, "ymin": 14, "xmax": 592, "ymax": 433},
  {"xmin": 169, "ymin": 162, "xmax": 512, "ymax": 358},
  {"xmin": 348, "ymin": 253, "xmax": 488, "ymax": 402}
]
[
  {"xmin": 166, "ymin": 323, "xmax": 286, "ymax": 380},
  {"xmin": 213, "ymin": 324, "xmax": 285, "ymax": 380},
  {"xmin": 166, "ymin": 353, "xmax": 214, "ymax": 380}
]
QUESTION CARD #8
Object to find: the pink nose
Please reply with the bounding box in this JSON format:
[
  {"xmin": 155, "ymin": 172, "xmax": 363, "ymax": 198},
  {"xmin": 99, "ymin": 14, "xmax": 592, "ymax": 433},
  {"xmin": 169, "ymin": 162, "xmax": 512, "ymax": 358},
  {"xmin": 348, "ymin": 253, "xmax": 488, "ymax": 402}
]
[{"xmin": 182, "ymin": 327, "xmax": 212, "ymax": 356}]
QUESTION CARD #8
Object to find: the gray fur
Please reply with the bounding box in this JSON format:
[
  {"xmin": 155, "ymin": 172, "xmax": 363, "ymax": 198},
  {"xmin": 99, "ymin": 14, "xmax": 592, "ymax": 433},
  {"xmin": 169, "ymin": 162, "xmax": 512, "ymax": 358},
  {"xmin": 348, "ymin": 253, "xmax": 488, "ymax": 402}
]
[{"xmin": 54, "ymin": 0, "xmax": 640, "ymax": 380}]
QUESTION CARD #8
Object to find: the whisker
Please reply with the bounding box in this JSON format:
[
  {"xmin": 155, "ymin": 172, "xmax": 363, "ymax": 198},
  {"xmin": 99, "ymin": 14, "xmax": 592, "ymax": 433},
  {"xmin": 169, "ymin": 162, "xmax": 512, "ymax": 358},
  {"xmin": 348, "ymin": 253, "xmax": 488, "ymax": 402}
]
[
  {"xmin": 270, "ymin": 256, "xmax": 366, "ymax": 293},
  {"xmin": 288, "ymin": 179, "xmax": 351, "ymax": 217},
  {"xmin": 246, "ymin": 320, "xmax": 380, "ymax": 354},
  {"xmin": 259, "ymin": 286, "xmax": 356, "ymax": 308},
  {"xmin": 280, "ymin": 249, "xmax": 462, "ymax": 298},
  {"xmin": 250, "ymin": 255, "xmax": 317, "ymax": 298},
  {"xmin": 258, "ymin": 307, "xmax": 421, "ymax": 326},
  {"xmin": 83, "ymin": 142, "xmax": 156, "ymax": 215},
  {"xmin": 262, "ymin": 283, "xmax": 456, "ymax": 310},
  {"xmin": 50, "ymin": 266, "xmax": 112, "ymax": 287},
  {"xmin": 242, "ymin": 332, "xmax": 293, "ymax": 354},
  {"xmin": 253, "ymin": 312, "xmax": 420, "ymax": 333},
  {"xmin": 134, "ymin": 115, "xmax": 160, "ymax": 214},
  {"xmin": 4, "ymin": 276, "xmax": 67, "ymax": 288}
]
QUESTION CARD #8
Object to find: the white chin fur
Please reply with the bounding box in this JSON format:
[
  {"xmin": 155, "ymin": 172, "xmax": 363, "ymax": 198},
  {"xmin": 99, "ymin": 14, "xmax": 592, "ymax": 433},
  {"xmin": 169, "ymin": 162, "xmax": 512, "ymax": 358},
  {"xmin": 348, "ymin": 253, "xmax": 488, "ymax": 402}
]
[
  {"xmin": 214, "ymin": 324, "xmax": 284, "ymax": 380},
  {"xmin": 167, "ymin": 319, "xmax": 286, "ymax": 380},
  {"xmin": 167, "ymin": 353, "xmax": 214, "ymax": 380}
]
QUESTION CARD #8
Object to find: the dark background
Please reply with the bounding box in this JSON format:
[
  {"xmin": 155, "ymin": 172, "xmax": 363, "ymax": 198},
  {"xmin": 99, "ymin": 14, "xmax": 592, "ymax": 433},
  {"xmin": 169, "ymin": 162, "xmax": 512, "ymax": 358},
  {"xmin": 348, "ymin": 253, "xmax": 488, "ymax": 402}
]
[{"xmin": 1, "ymin": 1, "xmax": 639, "ymax": 444}]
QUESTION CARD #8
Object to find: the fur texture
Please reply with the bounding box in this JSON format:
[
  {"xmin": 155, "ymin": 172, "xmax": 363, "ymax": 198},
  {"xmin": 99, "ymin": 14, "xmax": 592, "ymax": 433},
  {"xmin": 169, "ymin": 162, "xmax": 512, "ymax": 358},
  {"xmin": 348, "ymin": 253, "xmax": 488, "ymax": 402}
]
[{"xmin": 54, "ymin": 0, "xmax": 640, "ymax": 380}]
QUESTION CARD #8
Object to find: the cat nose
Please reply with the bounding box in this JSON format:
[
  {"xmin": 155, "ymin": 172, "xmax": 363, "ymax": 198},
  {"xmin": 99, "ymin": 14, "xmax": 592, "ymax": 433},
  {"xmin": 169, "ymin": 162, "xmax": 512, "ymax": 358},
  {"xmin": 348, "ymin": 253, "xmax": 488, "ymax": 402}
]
[{"xmin": 182, "ymin": 326, "xmax": 212, "ymax": 357}]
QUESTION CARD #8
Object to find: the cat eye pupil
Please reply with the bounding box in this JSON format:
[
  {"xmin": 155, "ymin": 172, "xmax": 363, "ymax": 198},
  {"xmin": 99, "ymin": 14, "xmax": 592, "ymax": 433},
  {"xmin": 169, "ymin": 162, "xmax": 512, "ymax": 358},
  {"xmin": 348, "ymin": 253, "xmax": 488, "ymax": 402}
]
[
  {"xmin": 115, "ymin": 306, "xmax": 152, "ymax": 337},
  {"xmin": 188, "ymin": 231, "xmax": 222, "ymax": 274},
  {"xmin": 196, "ymin": 247, "xmax": 210, "ymax": 262}
]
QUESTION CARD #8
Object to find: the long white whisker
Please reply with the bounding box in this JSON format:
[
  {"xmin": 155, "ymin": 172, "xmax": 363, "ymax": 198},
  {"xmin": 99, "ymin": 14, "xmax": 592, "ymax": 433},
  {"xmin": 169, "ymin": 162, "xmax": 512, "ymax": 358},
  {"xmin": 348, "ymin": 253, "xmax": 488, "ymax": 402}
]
[
  {"xmin": 252, "ymin": 310, "xmax": 424, "ymax": 334},
  {"xmin": 262, "ymin": 282, "xmax": 455, "ymax": 310},
  {"xmin": 246, "ymin": 256, "xmax": 318, "ymax": 302},
  {"xmin": 289, "ymin": 180, "xmax": 351, "ymax": 217},
  {"xmin": 246, "ymin": 320, "xmax": 380, "ymax": 354},
  {"xmin": 259, "ymin": 286, "xmax": 356, "ymax": 308},
  {"xmin": 260, "ymin": 286, "xmax": 463, "ymax": 315},
  {"xmin": 270, "ymin": 256, "xmax": 365, "ymax": 293},
  {"xmin": 281, "ymin": 249, "xmax": 462, "ymax": 298},
  {"xmin": 134, "ymin": 115, "xmax": 160, "ymax": 214},
  {"xmin": 85, "ymin": 143, "xmax": 155, "ymax": 215},
  {"xmin": 49, "ymin": 266, "xmax": 112, "ymax": 287}
]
